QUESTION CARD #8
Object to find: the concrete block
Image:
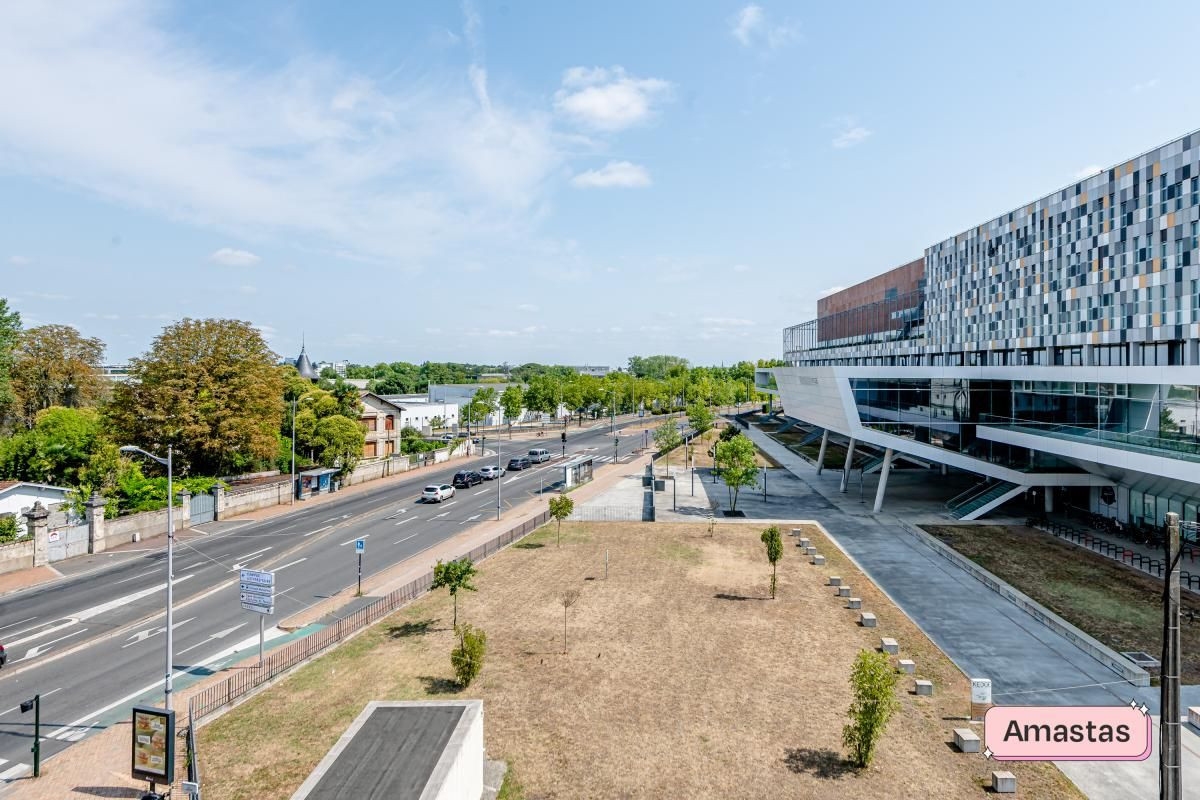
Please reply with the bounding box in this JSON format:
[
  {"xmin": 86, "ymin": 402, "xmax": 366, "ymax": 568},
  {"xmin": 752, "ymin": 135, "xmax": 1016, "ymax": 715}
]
[
  {"xmin": 898, "ymin": 659, "xmax": 915, "ymax": 674},
  {"xmin": 812, "ymin": 554, "xmax": 826, "ymax": 566},
  {"xmin": 991, "ymin": 771, "xmax": 1016, "ymax": 793},
  {"xmin": 828, "ymin": 576, "xmax": 842, "ymax": 587},
  {"xmin": 1189, "ymin": 706, "xmax": 1200, "ymax": 730},
  {"xmin": 847, "ymin": 598, "xmax": 861, "ymax": 609},
  {"xmin": 837, "ymin": 586, "xmax": 850, "ymax": 597},
  {"xmin": 880, "ymin": 637, "xmax": 898, "ymax": 655},
  {"xmin": 859, "ymin": 612, "xmax": 876, "ymax": 627},
  {"xmin": 914, "ymin": 679, "xmax": 933, "ymax": 696},
  {"xmin": 804, "ymin": 546, "xmax": 816, "ymax": 556},
  {"xmin": 797, "ymin": 537, "xmax": 810, "ymax": 548},
  {"xmin": 790, "ymin": 528, "xmax": 803, "ymax": 536},
  {"xmin": 953, "ymin": 728, "xmax": 980, "ymax": 753}
]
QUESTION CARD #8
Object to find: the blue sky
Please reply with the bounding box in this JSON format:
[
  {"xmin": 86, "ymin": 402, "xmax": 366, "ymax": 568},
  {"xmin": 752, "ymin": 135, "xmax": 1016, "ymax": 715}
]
[{"xmin": 2, "ymin": 1, "xmax": 1199, "ymax": 367}]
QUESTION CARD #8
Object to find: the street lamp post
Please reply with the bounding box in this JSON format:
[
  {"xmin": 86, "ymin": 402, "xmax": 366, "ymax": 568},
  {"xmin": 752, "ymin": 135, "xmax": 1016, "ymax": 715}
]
[
  {"xmin": 290, "ymin": 396, "xmax": 296, "ymax": 505},
  {"xmin": 496, "ymin": 440, "xmax": 502, "ymax": 521},
  {"xmin": 120, "ymin": 444, "xmax": 175, "ymax": 711}
]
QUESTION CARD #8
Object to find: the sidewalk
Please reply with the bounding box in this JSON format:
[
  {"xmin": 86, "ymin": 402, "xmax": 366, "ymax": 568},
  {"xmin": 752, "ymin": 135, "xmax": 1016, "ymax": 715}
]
[
  {"xmin": 735, "ymin": 422, "xmax": 1200, "ymax": 799},
  {"xmin": 2, "ymin": 452, "xmax": 651, "ymax": 800}
]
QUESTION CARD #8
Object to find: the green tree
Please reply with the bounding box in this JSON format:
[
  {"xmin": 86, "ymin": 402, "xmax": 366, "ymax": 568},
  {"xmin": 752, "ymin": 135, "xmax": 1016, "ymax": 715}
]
[
  {"xmin": 0, "ymin": 514, "xmax": 18, "ymax": 543},
  {"xmin": 0, "ymin": 407, "xmax": 112, "ymax": 490},
  {"xmin": 0, "ymin": 298, "xmax": 22, "ymax": 429},
  {"xmin": 432, "ymin": 557, "xmax": 478, "ymax": 628},
  {"xmin": 107, "ymin": 319, "xmax": 284, "ymax": 476},
  {"xmin": 653, "ymin": 420, "xmax": 681, "ymax": 453},
  {"xmin": 715, "ymin": 435, "xmax": 758, "ymax": 512},
  {"xmin": 686, "ymin": 401, "xmax": 714, "ymax": 434},
  {"xmin": 451, "ymin": 623, "xmax": 487, "ymax": 687},
  {"xmin": 627, "ymin": 355, "xmax": 689, "ymax": 380},
  {"xmin": 312, "ymin": 415, "xmax": 365, "ymax": 477},
  {"xmin": 500, "ymin": 385, "xmax": 524, "ymax": 422},
  {"xmin": 760, "ymin": 525, "xmax": 783, "ymax": 599},
  {"xmin": 843, "ymin": 649, "xmax": 900, "ymax": 768},
  {"xmin": 548, "ymin": 495, "xmax": 574, "ymax": 547},
  {"xmin": 465, "ymin": 387, "xmax": 497, "ymax": 428},
  {"xmin": 10, "ymin": 324, "xmax": 106, "ymax": 429}
]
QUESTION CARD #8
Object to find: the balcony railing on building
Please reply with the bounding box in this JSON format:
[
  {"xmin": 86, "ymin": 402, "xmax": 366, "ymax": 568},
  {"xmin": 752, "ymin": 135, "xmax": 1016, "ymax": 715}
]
[{"xmin": 784, "ymin": 290, "xmax": 925, "ymax": 363}]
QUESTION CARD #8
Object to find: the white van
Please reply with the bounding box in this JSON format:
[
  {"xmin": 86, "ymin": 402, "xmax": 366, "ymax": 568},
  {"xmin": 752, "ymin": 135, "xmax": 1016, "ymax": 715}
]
[{"xmin": 528, "ymin": 447, "xmax": 551, "ymax": 463}]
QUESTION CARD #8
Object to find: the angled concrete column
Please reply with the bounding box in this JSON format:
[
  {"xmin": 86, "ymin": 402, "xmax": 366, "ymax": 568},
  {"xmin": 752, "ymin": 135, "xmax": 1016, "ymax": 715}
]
[
  {"xmin": 1044, "ymin": 486, "xmax": 1054, "ymax": 514},
  {"xmin": 815, "ymin": 430, "xmax": 829, "ymax": 475},
  {"xmin": 872, "ymin": 447, "xmax": 894, "ymax": 513},
  {"xmin": 840, "ymin": 437, "xmax": 857, "ymax": 493},
  {"xmin": 86, "ymin": 492, "xmax": 107, "ymax": 554}
]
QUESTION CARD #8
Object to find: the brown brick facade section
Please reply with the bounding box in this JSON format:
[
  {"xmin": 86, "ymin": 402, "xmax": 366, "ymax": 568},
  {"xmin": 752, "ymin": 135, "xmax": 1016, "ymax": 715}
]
[{"xmin": 817, "ymin": 258, "xmax": 924, "ymax": 342}]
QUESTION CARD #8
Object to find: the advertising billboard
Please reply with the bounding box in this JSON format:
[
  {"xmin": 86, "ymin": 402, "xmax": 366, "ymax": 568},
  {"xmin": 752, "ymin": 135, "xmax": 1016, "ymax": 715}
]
[{"xmin": 131, "ymin": 705, "xmax": 175, "ymax": 784}]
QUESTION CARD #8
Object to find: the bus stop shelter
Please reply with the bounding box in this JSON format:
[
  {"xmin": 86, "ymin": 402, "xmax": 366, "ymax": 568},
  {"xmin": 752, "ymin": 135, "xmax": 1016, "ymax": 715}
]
[{"xmin": 561, "ymin": 455, "xmax": 594, "ymax": 489}]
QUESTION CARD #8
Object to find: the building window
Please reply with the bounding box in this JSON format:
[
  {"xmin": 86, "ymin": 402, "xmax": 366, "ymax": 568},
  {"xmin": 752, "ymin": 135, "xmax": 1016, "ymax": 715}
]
[{"xmin": 361, "ymin": 417, "xmax": 377, "ymax": 432}]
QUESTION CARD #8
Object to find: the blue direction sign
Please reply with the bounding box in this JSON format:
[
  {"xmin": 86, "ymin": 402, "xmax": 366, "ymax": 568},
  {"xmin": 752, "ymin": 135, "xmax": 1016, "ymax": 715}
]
[{"xmin": 355, "ymin": 538, "xmax": 366, "ymax": 554}]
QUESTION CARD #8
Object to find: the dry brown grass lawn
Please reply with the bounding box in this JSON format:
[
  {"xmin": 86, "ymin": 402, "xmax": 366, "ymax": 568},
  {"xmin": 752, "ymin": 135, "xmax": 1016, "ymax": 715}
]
[{"xmin": 198, "ymin": 521, "xmax": 1081, "ymax": 799}]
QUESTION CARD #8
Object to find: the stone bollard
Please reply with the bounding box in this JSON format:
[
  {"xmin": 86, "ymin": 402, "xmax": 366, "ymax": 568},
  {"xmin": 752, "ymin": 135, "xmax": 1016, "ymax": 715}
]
[
  {"xmin": 798, "ymin": 537, "xmax": 810, "ymax": 548},
  {"xmin": 812, "ymin": 554, "xmax": 825, "ymax": 566},
  {"xmin": 859, "ymin": 612, "xmax": 876, "ymax": 627},
  {"xmin": 914, "ymin": 679, "xmax": 933, "ymax": 696},
  {"xmin": 898, "ymin": 659, "xmax": 915, "ymax": 674},
  {"xmin": 837, "ymin": 586, "xmax": 850, "ymax": 597},
  {"xmin": 847, "ymin": 597, "xmax": 862, "ymax": 609},
  {"xmin": 828, "ymin": 576, "xmax": 842, "ymax": 587},
  {"xmin": 991, "ymin": 771, "xmax": 1016, "ymax": 794},
  {"xmin": 790, "ymin": 528, "xmax": 804, "ymax": 537},
  {"xmin": 804, "ymin": 546, "xmax": 816, "ymax": 556},
  {"xmin": 880, "ymin": 637, "xmax": 898, "ymax": 655},
  {"xmin": 953, "ymin": 728, "xmax": 981, "ymax": 753}
]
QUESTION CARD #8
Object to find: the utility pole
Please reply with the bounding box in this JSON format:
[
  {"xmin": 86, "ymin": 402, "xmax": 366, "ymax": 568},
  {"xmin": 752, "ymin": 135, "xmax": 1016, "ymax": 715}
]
[
  {"xmin": 496, "ymin": 440, "xmax": 502, "ymax": 521},
  {"xmin": 20, "ymin": 695, "xmax": 40, "ymax": 777},
  {"xmin": 1161, "ymin": 511, "xmax": 1181, "ymax": 800},
  {"xmin": 290, "ymin": 396, "xmax": 296, "ymax": 505}
]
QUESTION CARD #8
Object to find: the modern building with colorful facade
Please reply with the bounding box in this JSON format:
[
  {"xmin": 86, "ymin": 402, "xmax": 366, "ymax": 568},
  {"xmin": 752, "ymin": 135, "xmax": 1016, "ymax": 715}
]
[{"xmin": 762, "ymin": 130, "xmax": 1200, "ymax": 525}]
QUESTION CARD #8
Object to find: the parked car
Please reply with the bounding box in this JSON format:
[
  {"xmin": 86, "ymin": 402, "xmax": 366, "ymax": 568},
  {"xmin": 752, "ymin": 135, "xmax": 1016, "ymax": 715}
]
[
  {"xmin": 452, "ymin": 470, "xmax": 482, "ymax": 488},
  {"xmin": 479, "ymin": 465, "xmax": 506, "ymax": 480},
  {"xmin": 440, "ymin": 433, "xmax": 455, "ymax": 442},
  {"xmin": 528, "ymin": 448, "xmax": 551, "ymax": 463},
  {"xmin": 422, "ymin": 484, "xmax": 456, "ymax": 502},
  {"xmin": 0, "ymin": 642, "xmax": 6, "ymax": 669},
  {"xmin": 507, "ymin": 456, "xmax": 531, "ymax": 471}
]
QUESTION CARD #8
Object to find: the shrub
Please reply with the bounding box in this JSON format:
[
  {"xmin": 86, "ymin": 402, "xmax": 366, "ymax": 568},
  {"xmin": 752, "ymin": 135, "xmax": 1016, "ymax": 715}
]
[
  {"xmin": 719, "ymin": 425, "xmax": 742, "ymax": 442},
  {"xmin": 0, "ymin": 515, "xmax": 18, "ymax": 543},
  {"xmin": 451, "ymin": 624, "xmax": 487, "ymax": 687},
  {"xmin": 843, "ymin": 649, "xmax": 900, "ymax": 768}
]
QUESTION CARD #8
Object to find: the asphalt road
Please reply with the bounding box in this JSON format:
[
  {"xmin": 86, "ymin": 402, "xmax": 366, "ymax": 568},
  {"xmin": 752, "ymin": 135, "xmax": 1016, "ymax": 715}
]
[{"xmin": 0, "ymin": 415, "xmax": 656, "ymax": 785}]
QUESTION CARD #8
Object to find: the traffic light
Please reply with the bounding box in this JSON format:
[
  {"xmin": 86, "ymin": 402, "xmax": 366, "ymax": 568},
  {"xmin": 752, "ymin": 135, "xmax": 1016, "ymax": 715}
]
[{"xmin": 561, "ymin": 432, "xmax": 567, "ymax": 443}]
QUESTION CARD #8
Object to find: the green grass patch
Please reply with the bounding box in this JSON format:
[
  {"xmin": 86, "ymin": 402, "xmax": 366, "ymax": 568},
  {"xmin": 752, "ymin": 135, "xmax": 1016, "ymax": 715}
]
[
  {"xmin": 660, "ymin": 539, "xmax": 702, "ymax": 564},
  {"xmin": 923, "ymin": 524, "xmax": 1200, "ymax": 682}
]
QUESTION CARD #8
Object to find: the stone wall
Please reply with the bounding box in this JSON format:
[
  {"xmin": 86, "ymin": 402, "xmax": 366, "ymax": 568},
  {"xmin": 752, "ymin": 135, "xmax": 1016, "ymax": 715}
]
[
  {"xmin": 0, "ymin": 538, "xmax": 34, "ymax": 574},
  {"xmin": 105, "ymin": 503, "xmax": 191, "ymax": 547},
  {"xmin": 222, "ymin": 482, "xmax": 293, "ymax": 517}
]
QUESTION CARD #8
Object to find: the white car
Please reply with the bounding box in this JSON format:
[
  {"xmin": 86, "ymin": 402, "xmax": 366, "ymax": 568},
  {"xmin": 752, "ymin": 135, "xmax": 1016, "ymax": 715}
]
[
  {"xmin": 422, "ymin": 484, "xmax": 456, "ymax": 503},
  {"xmin": 479, "ymin": 465, "xmax": 506, "ymax": 480}
]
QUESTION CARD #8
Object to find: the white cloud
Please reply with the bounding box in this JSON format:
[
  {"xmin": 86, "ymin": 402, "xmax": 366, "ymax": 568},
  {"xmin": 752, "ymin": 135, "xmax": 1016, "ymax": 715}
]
[
  {"xmin": 210, "ymin": 247, "xmax": 261, "ymax": 267},
  {"xmin": 1073, "ymin": 165, "xmax": 1103, "ymax": 180},
  {"xmin": 554, "ymin": 66, "xmax": 672, "ymax": 132},
  {"xmin": 486, "ymin": 329, "xmax": 518, "ymax": 337},
  {"xmin": 254, "ymin": 323, "xmax": 277, "ymax": 337},
  {"xmin": 0, "ymin": 2, "xmax": 564, "ymax": 271},
  {"xmin": 831, "ymin": 118, "xmax": 871, "ymax": 149},
  {"xmin": 1132, "ymin": 78, "xmax": 1159, "ymax": 93},
  {"xmin": 517, "ymin": 303, "xmax": 539, "ymax": 312},
  {"xmin": 732, "ymin": 263, "xmax": 750, "ymax": 273},
  {"xmin": 701, "ymin": 316, "xmax": 754, "ymax": 327},
  {"xmin": 8, "ymin": 255, "xmax": 32, "ymax": 266},
  {"xmin": 424, "ymin": 327, "xmax": 443, "ymax": 335},
  {"xmin": 22, "ymin": 290, "xmax": 70, "ymax": 301},
  {"xmin": 238, "ymin": 284, "xmax": 258, "ymax": 294},
  {"xmin": 730, "ymin": 5, "xmax": 800, "ymax": 50},
  {"xmin": 571, "ymin": 160, "xmax": 651, "ymax": 189}
]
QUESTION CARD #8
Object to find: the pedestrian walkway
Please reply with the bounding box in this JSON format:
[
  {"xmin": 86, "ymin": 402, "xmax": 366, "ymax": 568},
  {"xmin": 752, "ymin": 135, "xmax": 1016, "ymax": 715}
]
[{"xmin": 732, "ymin": 422, "xmax": 1199, "ymax": 800}]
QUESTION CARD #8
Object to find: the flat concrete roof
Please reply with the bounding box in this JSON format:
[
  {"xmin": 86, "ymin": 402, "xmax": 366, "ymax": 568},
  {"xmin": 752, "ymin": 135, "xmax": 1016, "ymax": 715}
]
[{"xmin": 292, "ymin": 701, "xmax": 474, "ymax": 800}]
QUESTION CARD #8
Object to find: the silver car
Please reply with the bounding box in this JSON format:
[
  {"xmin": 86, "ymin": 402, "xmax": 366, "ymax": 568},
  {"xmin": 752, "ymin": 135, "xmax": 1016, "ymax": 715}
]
[
  {"xmin": 479, "ymin": 465, "xmax": 506, "ymax": 480},
  {"xmin": 421, "ymin": 484, "xmax": 455, "ymax": 502}
]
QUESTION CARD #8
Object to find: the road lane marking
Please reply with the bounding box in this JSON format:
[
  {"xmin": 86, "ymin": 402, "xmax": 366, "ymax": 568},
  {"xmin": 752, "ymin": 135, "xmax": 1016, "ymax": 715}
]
[
  {"xmin": 441, "ymin": 500, "xmax": 458, "ymax": 507},
  {"xmin": 460, "ymin": 514, "xmax": 481, "ymax": 525},
  {"xmin": 121, "ymin": 617, "xmax": 194, "ymax": 649},
  {"xmin": 271, "ymin": 557, "xmax": 308, "ymax": 572},
  {"xmin": 394, "ymin": 533, "xmax": 419, "ymax": 545},
  {"xmin": 303, "ymin": 525, "xmax": 332, "ymax": 537},
  {"xmin": 234, "ymin": 546, "xmax": 272, "ymax": 561},
  {"xmin": 394, "ymin": 518, "xmax": 414, "ymax": 526},
  {"xmin": 0, "ymin": 763, "xmax": 30, "ymax": 780},
  {"xmin": 176, "ymin": 622, "xmax": 249, "ymax": 656},
  {"xmin": 0, "ymin": 616, "xmax": 39, "ymax": 634},
  {"xmin": 0, "ymin": 687, "xmax": 62, "ymax": 718},
  {"xmin": 19, "ymin": 627, "xmax": 87, "ymax": 661},
  {"xmin": 472, "ymin": 488, "xmax": 489, "ymax": 495},
  {"xmin": 111, "ymin": 568, "xmax": 162, "ymax": 585},
  {"xmin": 432, "ymin": 512, "xmax": 449, "ymax": 519},
  {"xmin": 339, "ymin": 534, "xmax": 369, "ymax": 546}
]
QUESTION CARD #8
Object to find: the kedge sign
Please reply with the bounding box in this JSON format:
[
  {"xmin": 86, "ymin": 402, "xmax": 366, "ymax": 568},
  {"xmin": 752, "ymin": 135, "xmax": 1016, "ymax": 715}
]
[{"xmin": 984, "ymin": 705, "xmax": 1152, "ymax": 761}]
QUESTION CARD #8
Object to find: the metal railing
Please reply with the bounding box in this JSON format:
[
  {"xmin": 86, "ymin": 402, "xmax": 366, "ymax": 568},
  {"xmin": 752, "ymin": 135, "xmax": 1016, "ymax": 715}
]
[
  {"xmin": 188, "ymin": 509, "xmax": 551, "ymax": 725},
  {"xmin": 1027, "ymin": 517, "xmax": 1200, "ymax": 592}
]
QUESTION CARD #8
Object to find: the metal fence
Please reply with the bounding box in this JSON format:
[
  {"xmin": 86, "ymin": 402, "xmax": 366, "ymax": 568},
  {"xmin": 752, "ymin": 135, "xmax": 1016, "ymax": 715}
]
[
  {"xmin": 1027, "ymin": 517, "xmax": 1200, "ymax": 592},
  {"xmin": 571, "ymin": 504, "xmax": 648, "ymax": 522},
  {"xmin": 188, "ymin": 509, "xmax": 551, "ymax": 725}
]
